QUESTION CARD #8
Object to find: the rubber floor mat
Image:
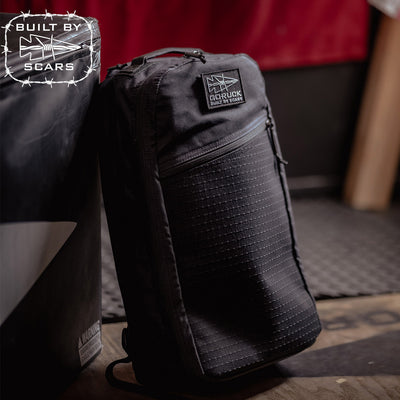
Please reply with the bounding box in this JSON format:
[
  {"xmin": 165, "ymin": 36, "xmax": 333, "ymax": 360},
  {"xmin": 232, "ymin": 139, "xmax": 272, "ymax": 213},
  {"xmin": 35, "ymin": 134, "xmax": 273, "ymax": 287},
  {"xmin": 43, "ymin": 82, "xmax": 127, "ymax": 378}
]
[{"xmin": 292, "ymin": 197, "xmax": 400, "ymax": 298}]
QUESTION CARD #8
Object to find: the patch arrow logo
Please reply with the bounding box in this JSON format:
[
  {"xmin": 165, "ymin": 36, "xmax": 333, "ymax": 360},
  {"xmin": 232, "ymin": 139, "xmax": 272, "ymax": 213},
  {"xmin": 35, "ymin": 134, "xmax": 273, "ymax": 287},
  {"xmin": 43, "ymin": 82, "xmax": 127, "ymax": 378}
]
[
  {"xmin": 19, "ymin": 34, "xmax": 81, "ymax": 61},
  {"xmin": 206, "ymin": 73, "xmax": 239, "ymax": 94}
]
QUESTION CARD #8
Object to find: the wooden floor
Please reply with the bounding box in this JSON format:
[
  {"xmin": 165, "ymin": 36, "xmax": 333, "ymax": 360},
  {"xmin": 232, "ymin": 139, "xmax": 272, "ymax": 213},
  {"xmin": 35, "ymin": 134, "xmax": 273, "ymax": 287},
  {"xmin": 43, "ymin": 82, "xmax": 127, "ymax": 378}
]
[{"xmin": 58, "ymin": 294, "xmax": 400, "ymax": 399}]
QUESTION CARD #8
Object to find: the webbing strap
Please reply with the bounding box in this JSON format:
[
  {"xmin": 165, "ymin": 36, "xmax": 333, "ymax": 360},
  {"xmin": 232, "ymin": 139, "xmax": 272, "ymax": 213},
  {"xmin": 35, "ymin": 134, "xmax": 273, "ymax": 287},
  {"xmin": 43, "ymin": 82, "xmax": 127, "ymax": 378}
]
[{"xmin": 105, "ymin": 356, "xmax": 190, "ymax": 400}]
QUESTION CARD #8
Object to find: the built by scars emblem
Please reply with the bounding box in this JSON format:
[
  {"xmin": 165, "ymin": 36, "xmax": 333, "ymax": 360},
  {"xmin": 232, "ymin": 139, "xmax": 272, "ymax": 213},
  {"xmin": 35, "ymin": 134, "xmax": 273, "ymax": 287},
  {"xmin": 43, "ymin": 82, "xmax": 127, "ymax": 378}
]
[
  {"xmin": 3, "ymin": 12, "xmax": 95, "ymax": 86},
  {"xmin": 202, "ymin": 69, "xmax": 245, "ymax": 110}
]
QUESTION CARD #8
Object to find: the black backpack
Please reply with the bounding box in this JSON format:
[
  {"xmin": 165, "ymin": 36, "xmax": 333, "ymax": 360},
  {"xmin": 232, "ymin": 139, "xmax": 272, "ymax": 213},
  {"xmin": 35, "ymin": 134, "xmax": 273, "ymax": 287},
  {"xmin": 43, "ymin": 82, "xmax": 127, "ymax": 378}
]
[{"xmin": 98, "ymin": 48, "xmax": 321, "ymax": 398}]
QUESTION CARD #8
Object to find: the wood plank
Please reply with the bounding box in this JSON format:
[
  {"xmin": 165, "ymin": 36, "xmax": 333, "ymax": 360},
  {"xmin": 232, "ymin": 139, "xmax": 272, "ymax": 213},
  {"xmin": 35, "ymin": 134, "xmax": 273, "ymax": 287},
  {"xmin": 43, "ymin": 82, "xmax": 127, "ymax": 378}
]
[
  {"xmin": 58, "ymin": 294, "xmax": 400, "ymax": 399},
  {"xmin": 343, "ymin": 15, "xmax": 400, "ymax": 210}
]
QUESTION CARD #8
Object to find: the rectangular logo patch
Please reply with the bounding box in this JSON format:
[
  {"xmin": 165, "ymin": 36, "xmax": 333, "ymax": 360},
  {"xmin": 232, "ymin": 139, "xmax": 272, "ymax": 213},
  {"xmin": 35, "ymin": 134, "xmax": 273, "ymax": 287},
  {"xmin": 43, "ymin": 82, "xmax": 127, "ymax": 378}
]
[
  {"xmin": 78, "ymin": 320, "xmax": 102, "ymax": 367},
  {"xmin": 202, "ymin": 69, "xmax": 245, "ymax": 110}
]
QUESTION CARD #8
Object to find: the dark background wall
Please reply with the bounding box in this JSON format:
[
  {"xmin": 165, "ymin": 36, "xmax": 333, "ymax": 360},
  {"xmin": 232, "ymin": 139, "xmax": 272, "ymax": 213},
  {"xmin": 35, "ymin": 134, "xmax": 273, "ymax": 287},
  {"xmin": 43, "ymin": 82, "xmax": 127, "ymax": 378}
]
[
  {"xmin": 265, "ymin": 8, "xmax": 400, "ymax": 197},
  {"xmin": 264, "ymin": 62, "xmax": 367, "ymax": 193}
]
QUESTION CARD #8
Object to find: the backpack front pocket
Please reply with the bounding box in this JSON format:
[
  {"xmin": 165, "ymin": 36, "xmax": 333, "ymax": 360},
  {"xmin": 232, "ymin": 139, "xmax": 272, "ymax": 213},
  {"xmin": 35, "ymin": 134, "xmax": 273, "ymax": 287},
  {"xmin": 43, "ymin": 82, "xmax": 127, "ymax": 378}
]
[{"xmin": 160, "ymin": 118, "xmax": 320, "ymax": 379}]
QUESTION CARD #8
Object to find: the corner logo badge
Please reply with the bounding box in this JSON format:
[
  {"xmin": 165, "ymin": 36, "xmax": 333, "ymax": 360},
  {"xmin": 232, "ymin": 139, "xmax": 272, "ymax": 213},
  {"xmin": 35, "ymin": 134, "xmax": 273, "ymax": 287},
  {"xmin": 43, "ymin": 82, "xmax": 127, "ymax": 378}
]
[
  {"xmin": 202, "ymin": 69, "xmax": 245, "ymax": 110},
  {"xmin": 2, "ymin": 11, "xmax": 95, "ymax": 86}
]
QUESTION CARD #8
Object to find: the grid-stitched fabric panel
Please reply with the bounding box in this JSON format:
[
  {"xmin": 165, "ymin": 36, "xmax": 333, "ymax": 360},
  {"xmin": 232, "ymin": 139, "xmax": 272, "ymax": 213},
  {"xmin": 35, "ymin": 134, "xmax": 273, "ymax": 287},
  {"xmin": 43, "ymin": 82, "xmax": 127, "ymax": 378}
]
[{"xmin": 162, "ymin": 132, "xmax": 320, "ymax": 378}]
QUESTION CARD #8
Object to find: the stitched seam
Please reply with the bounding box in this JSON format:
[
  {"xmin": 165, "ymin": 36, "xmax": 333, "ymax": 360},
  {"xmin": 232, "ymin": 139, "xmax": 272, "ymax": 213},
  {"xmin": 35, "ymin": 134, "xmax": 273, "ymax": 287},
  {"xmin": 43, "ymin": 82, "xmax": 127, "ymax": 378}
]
[
  {"xmin": 201, "ymin": 324, "xmax": 321, "ymax": 376},
  {"xmin": 184, "ymin": 206, "xmax": 288, "ymax": 240},
  {"xmin": 186, "ymin": 232, "xmax": 292, "ymax": 273},
  {"xmin": 190, "ymin": 285, "xmax": 309, "ymax": 339},
  {"xmin": 186, "ymin": 192, "xmax": 286, "ymax": 222},
  {"xmin": 195, "ymin": 299, "xmax": 314, "ymax": 353},
  {"xmin": 200, "ymin": 317, "xmax": 318, "ymax": 365}
]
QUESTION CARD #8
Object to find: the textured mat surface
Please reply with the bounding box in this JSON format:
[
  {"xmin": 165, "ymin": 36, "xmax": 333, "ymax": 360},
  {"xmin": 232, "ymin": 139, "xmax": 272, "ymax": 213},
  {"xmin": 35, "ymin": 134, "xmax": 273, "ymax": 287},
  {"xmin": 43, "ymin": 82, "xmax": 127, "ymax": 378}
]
[
  {"xmin": 101, "ymin": 198, "xmax": 400, "ymax": 320},
  {"xmin": 292, "ymin": 197, "xmax": 400, "ymax": 298}
]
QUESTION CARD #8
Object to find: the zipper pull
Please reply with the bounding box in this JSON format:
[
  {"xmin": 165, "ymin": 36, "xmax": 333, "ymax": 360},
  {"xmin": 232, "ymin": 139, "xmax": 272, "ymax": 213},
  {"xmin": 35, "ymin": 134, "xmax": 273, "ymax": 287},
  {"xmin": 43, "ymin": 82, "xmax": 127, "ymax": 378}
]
[
  {"xmin": 184, "ymin": 50, "xmax": 206, "ymax": 63},
  {"xmin": 266, "ymin": 119, "xmax": 288, "ymax": 165},
  {"xmin": 106, "ymin": 62, "xmax": 131, "ymax": 78}
]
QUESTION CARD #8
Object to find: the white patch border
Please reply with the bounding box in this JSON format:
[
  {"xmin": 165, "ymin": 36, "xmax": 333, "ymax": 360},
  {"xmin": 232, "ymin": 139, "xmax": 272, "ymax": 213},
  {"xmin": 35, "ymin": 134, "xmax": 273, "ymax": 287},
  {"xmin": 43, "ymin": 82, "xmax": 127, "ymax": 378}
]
[{"xmin": 2, "ymin": 11, "xmax": 95, "ymax": 87}]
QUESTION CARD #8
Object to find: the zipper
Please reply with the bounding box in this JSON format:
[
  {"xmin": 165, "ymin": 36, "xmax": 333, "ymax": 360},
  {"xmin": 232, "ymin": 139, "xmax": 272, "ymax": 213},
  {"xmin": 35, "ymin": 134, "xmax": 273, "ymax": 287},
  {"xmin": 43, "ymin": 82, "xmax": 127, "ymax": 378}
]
[
  {"xmin": 107, "ymin": 61, "xmax": 149, "ymax": 78},
  {"xmin": 266, "ymin": 117, "xmax": 288, "ymax": 165},
  {"xmin": 135, "ymin": 64, "xmax": 205, "ymax": 378},
  {"xmin": 183, "ymin": 50, "xmax": 206, "ymax": 63},
  {"xmin": 159, "ymin": 117, "xmax": 268, "ymax": 178}
]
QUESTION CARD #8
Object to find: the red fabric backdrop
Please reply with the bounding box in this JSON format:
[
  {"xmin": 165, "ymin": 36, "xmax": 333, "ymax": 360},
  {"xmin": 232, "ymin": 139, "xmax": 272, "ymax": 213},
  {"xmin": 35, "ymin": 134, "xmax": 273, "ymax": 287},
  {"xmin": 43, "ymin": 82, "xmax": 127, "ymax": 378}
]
[{"xmin": 2, "ymin": 0, "xmax": 370, "ymax": 80}]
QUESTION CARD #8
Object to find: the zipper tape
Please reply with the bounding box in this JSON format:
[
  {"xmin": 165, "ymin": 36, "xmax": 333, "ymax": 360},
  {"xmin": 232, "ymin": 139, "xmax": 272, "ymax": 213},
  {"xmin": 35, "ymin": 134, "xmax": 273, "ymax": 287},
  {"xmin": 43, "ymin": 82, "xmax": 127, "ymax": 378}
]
[{"xmin": 159, "ymin": 117, "xmax": 267, "ymax": 178}]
